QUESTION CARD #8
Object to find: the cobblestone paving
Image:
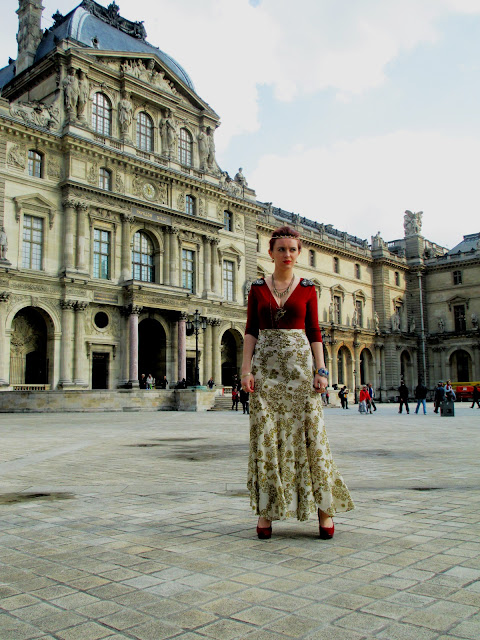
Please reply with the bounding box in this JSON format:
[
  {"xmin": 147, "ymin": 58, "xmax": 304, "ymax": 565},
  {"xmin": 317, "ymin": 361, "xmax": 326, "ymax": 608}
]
[{"xmin": 0, "ymin": 403, "xmax": 479, "ymax": 640}]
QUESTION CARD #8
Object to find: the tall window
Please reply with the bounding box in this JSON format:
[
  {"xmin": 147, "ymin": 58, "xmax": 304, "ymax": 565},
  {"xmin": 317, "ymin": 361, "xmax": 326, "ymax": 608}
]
[
  {"xmin": 355, "ymin": 263, "xmax": 361, "ymax": 279},
  {"xmin": 22, "ymin": 215, "xmax": 43, "ymax": 270},
  {"xmin": 224, "ymin": 210, "xmax": 233, "ymax": 231},
  {"xmin": 182, "ymin": 248, "xmax": 195, "ymax": 293},
  {"xmin": 136, "ymin": 112, "xmax": 153, "ymax": 151},
  {"xmin": 394, "ymin": 271, "xmax": 400, "ymax": 286},
  {"xmin": 453, "ymin": 270, "xmax": 462, "ymax": 285},
  {"xmin": 309, "ymin": 250, "xmax": 316, "ymax": 267},
  {"xmin": 132, "ymin": 232, "xmax": 154, "ymax": 282},
  {"xmin": 92, "ymin": 93, "xmax": 111, "ymax": 135},
  {"xmin": 454, "ymin": 305, "xmax": 466, "ymax": 332},
  {"xmin": 185, "ymin": 195, "xmax": 195, "ymax": 215},
  {"xmin": 28, "ymin": 150, "xmax": 42, "ymax": 178},
  {"xmin": 98, "ymin": 168, "xmax": 111, "ymax": 190},
  {"xmin": 93, "ymin": 229, "xmax": 110, "ymax": 279},
  {"xmin": 333, "ymin": 256, "xmax": 340, "ymax": 274},
  {"xmin": 256, "ymin": 234, "xmax": 260, "ymax": 252},
  {"xmin": 223, "ymin": 260, "xmax": 234, "ymax": 301},
  {"xmin": 334, "ymin": 295, "xmax": 341, "ymax": 324},
  {"xmin": 179, "ymin": 128, "xmax": 193, "ymax": 166},
  {"xmin": 355, "ymin": 299, "xmax": 363, "ymax": 327}
]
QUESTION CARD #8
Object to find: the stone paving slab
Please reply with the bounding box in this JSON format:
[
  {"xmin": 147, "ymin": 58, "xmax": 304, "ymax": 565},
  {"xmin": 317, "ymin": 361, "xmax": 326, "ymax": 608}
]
[{"xmin": 0, "ymin": 404, "xmax": 479, "ymax": 639}]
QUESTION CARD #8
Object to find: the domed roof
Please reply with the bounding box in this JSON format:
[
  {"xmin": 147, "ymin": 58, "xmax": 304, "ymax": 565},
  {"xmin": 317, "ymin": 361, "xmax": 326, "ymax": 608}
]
[{"xmin": 36, "ymin": 1, "xmax": 195, "ymax": 90}]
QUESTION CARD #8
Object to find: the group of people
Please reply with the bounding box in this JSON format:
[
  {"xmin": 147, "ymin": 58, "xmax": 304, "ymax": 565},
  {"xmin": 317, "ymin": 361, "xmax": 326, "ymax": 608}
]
[
  {"xmin": 139, "ymin": 374, "xmax": 168, "ymax": 390},
  {"xmin": 231, "ymin": 375, "xmax": 250, "ymax": 414},
  {"xmin": 397, "ymin": 379, "xmax": 459, "ymax": 415},
  {"xmin": 358, "ymin": 383, "xmax": 377, "ymax": 414}
]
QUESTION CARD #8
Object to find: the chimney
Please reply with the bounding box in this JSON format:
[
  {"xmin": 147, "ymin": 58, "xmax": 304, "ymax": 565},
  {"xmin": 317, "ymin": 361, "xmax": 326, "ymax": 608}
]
[{"xmin": 16, "ymin": 0, "xmax": 44, "ymax": 75}]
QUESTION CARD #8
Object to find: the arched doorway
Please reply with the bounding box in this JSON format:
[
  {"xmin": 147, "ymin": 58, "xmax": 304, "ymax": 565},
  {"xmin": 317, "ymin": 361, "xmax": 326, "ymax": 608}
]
[
  {"xmin": 10, "ymin": 307, "xmax": 52, "ymax": 385},
  {"xmin": 336, "ymin": 346, "xmax": 353, "ymax": 388},
  {"xmin": 360, "ymin": 348, "xmax": 374, "ymax": 385},
  {"xmin": 138, "ymin": 318, "xmax": 167, "ymax": 386},
  {"xmin": 450, "ymin": 349, "xmax": 472, "ymax": 382},
  {"xmin": 221, "ymin": 329, "xmax": 243, "ymax": 385}
]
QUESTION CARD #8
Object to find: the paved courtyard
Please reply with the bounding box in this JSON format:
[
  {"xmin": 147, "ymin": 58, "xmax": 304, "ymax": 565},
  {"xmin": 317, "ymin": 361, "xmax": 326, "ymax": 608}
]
[{"xmin": 0, "ymin": 403, "xmax": 479, "ymax": 640}]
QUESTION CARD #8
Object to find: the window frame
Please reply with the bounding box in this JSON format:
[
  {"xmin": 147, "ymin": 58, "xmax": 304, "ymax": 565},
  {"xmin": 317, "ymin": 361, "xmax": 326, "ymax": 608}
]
[
  {"xmin": 333, "ymin": 295, "xmax": 342, "ymax": 324},
  {"xmin": 98, "ymin": 167, "xmax": 112, "ymax": 191},
  {"xmin": 179, "ymin": 128, "xmax": 193, "ymax": 166},
  {"xmin": 224, "ymin": 210, "xmax": 233, "ymax": 232},
  {"xmin": 453, "ymin": 270, "xmax": 462, "ymax": 286},
  {"xmin": 93, "ymin": 228, "xmax": 111, "ymax": 279},
  {"xmin": 136, "ymin": 111, "xmax": 154, "ymax": 151},
  {"xmin": 182, "ymin": 247, "xmax": 195, "ymax": 293},
  {"xmin": 223, "ymin": 259, "xmax": 234, "ymax": 301},
  {"xmin": 28, "ymin": 150, "xmax": 43, "ymax": 178},
  {"xmin": 453, "ymin": 304, "xmax": 466, "ymax": 332},
  {"xmin": 132, "ymin": 231, "xmax": 154, "ymax": 282},
  {"xmin": 355, "ymin": 299, "xmax": 363, "ymax": 327},
  {"xmin": 22, "ymin": 214, "xmax": 44, "ymax": 270},
  {"xmin": 92, "ymin": 92, "xmax": 112, "ymax": 135},
  {"xmin": 185, "ymin": 194, "xmax": 195, "ymax": 216}
]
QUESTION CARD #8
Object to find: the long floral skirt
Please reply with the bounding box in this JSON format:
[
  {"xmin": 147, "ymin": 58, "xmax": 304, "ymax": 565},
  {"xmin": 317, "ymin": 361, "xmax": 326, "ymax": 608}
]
[{"xmin": 247, "ymin": 329, "xmax": 354, "ymax": 522}]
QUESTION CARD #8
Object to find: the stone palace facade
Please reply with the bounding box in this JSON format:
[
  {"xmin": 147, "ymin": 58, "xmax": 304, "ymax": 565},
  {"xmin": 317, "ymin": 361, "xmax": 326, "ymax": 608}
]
[{"xmin": 0, "ymin": 0, "xmax": 478, "ymax": 401}]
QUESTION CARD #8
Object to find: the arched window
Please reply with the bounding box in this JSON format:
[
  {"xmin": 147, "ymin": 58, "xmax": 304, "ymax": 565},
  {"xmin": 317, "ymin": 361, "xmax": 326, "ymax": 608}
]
[
  {"xmin": 185, "ymin": 195, "xmax": 195, "ymax": 215},
  {"xmin": 136, "ymin": 112, "xmax": 153, "ymax": 151},
  {"xmin": 132, "ymin": 231, "xmax": 154, "ymax": 282},
  {"xmin": 224, "ymin": 210, "xmax": 233, "ymax": 232},
  {"xmin": 333, "ymin": 256, "xmax": 340, "ymax": 274},
  {"xmin": 92, "ymin": 93, "xmax": 112, "ymax": 135},
  {"xmin": 179, "ymin": 128, "xmax": 193, "ymax": 166},
  {"xmin": 309, "ymin": 249, "xmax": 316, "ymax": 267},
  {"xmin": 394, "ymin": 271, "xmax": 400, "ymax": 286},
  {"xmin": 98, "ymin": 168, "xmax": 111, "ymax": 190},
  {"xmin": 28, "ymin": 150, "xmax": 43, "ymax": 178}
]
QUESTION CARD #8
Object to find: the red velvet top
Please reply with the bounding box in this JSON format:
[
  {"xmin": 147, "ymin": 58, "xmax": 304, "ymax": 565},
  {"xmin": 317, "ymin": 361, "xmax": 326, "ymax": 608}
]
[{"xmin": 246, "ymin": 278, "xmax": 323, "ymax": 344}]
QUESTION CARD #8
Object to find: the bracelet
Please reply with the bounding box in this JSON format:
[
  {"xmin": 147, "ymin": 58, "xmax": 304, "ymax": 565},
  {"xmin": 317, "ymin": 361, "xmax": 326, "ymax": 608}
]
[
  {"xmin": 315, "ymin": 368, "xmax": 329, "ymax": 377},
  {"xmin": 241, "ymin": 372, "xmax": 252, "ymax": 378}
]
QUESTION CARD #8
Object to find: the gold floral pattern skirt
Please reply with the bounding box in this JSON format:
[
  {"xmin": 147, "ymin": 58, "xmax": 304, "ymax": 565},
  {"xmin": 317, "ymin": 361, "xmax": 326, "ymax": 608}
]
[{"xmin": 247, "ymin": 329, "xmax": 354, "ymax": 522}]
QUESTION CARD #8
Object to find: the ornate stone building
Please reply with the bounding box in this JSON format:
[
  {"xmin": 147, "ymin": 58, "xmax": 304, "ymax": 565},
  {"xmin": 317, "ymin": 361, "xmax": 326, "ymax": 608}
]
[{"xmin": 0, "ymin": 1, "xmax": 478, "ymax": 402}]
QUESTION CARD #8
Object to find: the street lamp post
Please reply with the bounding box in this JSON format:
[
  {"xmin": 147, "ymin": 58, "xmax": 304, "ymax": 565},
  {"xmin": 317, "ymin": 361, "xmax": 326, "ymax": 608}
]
[
  {"xmin": 378, "ymin": 370, "xmax": 382, "ymax": 402},
  {"xmin": 186, "ymin": 309, "xmax": 207, "ymax": 386},
  {"xmin": 353, "ymin": 368, "xmax": 358, "ymax": 404}
]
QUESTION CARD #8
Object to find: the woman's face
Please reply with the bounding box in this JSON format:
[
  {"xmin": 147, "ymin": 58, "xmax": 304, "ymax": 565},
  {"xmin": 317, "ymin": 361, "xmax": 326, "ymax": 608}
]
[{"xmin": 268, "ymin": 238, "xmax": 301, "ymax": 269}]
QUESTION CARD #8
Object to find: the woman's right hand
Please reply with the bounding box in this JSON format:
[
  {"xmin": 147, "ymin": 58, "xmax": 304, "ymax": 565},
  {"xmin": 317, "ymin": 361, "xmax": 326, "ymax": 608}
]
[{"xmin": 242, "ymin": 374, "xmax": 255, "ymax": 393}]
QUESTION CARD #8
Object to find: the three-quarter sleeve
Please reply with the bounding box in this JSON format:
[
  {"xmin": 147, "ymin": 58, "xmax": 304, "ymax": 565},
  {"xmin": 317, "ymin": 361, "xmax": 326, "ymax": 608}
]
[
  {"xmin": 305, "ymin": 286, "xmax": 323, "ymax": 344},
  {"xmin": 245, "ymin": 285, "xmax": 260, "ymax": 339}
]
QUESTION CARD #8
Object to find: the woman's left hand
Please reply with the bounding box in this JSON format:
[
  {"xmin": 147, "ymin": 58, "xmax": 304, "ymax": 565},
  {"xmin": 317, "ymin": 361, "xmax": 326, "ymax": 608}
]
[{"xmin": 314, "ymin": 373, "xmax": 328, "ymax": 394}]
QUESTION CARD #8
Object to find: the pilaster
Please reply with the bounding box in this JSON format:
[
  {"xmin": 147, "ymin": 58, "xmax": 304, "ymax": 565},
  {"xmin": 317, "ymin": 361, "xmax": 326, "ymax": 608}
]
[
  {"xmin": 59, "ymin": 299, "xmax": 76, "ymax": 388},
  {"xmin": 73, "ymin": 302, "xmax": 89, "ymax": 386}
]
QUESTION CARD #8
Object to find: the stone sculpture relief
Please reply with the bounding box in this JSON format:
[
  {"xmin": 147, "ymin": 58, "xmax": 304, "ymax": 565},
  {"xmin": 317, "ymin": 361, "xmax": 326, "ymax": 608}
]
[
  {"xmin": 121, "ymin": 59, "xmax": 177, "ymax": 94},
  {"xmin": 118, "ymin": 92, "xmax": 133, "ymax": 138},
  {"xmin": 472, "ymin": 312, "xmax": 479, "ymax": 330},
  {"xmin": 7, "ymin": 144, "xmax": 26, "ymax": 168},
  {"xmin": 198, "ymin": 126, "xmax": 208, "ymax": 171},
  {"xmin": 10, "ymin": 100, "xmax": 60, "ymax": 130},
  {"xmin": 159, "ymin": 108, "xmax": 177, "ymax": 156},
  {"xmin": 62, "ymin": 67, "xmax": 90, "ymax": 123},
  {"xmin": 404, "ymin": 210, "xmax": 423, "ymax": 236},
  {"xmin": 391, "ymin": 311, "xmax": 401, "ymax": 332},
  {"xmin": 374, "ymin": 311, "xmax": 380, "ymax": 332},
  {"xmin": 82, "ymin": 0, "xmax": 147, "ymax": 40},
  {"xmin": 234, "ymin": 167, "xmax": 247, "ymax": 187},
  {"xmin": 47, "ymin": 158, "xmax": 61, "ymax": 180},
  {"xmin": 438, "ymin": 318, "xmax": 445, "ymax": 333},
  {"xmin": 409, "ymin": 316, "xmax": 416, "ymax": 333},
  {"xmin": 0, "ymin": 227, "xmax": 8, "ymax": 261}
]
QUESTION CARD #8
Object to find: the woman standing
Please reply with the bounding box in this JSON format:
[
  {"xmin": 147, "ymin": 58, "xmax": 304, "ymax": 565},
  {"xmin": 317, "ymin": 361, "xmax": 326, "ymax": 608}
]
[{"xmin": 241, "ymin": 226, "xmax": 354, "ymax": 540}]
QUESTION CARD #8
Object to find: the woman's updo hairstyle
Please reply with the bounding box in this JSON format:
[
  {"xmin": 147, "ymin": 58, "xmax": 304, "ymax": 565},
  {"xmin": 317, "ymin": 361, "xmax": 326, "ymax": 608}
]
[{"xmin": 269, "ymin": 226, "xmax": 302, "ymax": 252}]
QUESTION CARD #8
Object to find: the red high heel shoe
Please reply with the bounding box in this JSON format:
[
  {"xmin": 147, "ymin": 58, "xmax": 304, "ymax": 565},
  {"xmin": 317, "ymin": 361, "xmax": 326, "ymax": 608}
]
[
  {"xmin": 256, "ymin": 524, "xmax": 272, "ymax": 540},
  {"xmin": 318, "ymin": 510, "xmax": 334, "ymax": 540}
]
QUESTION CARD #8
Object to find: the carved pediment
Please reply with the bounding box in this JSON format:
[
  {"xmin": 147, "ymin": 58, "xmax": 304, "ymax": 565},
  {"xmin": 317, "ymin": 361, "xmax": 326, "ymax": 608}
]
[
  {"xmin": 447, "ymin": 295, "xmax": 470, "ymax": 310},
  {"xmin": 13, "ymin": 194, "xmax": 56, "ymax": 229}
]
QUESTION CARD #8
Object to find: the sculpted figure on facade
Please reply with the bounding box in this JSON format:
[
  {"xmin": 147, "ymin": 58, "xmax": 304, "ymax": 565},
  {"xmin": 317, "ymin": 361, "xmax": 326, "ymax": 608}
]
[
  {"xmin": 391, "ymin": 311, "xmax": 401, "ymax": 332},
  {"xmin": 118, "ymin": 91, "xmax": 133, "ymax": 137},
  {"xmin": 234, "ymin": 167, "xmax": 247, "ymax": 187},
  {"xmin": 62, "ymin": 67, "xmax": 79, "ymax": 117},
  {"xmin": 438, "ymin": 317, "xmax": 445, "ymax": 333},
  {"xmin": 374, "ymin": 311, "xmax": 380, "ymax": 332},
  {"xmin": 10, "ymin": 100, "xmax": 60, "ymax": 130},
  {"xmin": 160, "ymin": 108, "xmax": 176, "ymax": 156},
  {"xmin": 0, "ymin": 227, "xmax": 8, "ymax": 261},
  {"xmin": 472, "ymin": 312, "xmax": 479, "ymax": 330},
  {"xmin": 76, "ymin": 70, "xmax": 89, "ymax": 121},
  {"xmin": 7, "ymin": 144, "xmax": 26, "ymax": 168},
  {"xmin": 207, "ymin": 126, "xmax": 216, "ymax": 169},
  {"xmin": 409, "ymin": 316, "xmax": 416, "ymax": 333},
  {"xmin": 198, "ymin": 126, "xmax": 208, "ymax": 171},
  {"xmin": 404, "ymin": 210, "xmax": 423, "ymax": 236}
]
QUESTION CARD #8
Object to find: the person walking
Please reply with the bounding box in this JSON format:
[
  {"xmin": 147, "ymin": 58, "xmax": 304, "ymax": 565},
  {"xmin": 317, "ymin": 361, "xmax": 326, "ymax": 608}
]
[
  {"xmin": 239, "ymin": 388, "xmax": 250, "ymax": 414},
  {"xmin": 241, "ymin": 226, "xmax": 354, "ymax": 541},
  {"xmin": 414, "ymin": 380, "xmax": 428, "ymax": 414},
  {"xmin": 398, "ymin": 381, "xmax": 410, "ymax": 414},
  {"xmin": 359, "ymin": 385, "xmax": 370, "ymax": 413},
  {"xmin": 367, "ymin": 383, "xmax": 377, "ymax": 411},
  {"xmin": 231, "ymin": 386, "xmax": 239, "ymax": 411},
  {"xmin": 338, "ymin": 386, "xmax": 346, "ymax": 409},
  {"xmin": 471, "ymin": 385, "xmax": 480, "ymax": 409},
  {"xmin": 434, "ymin": 381, "xmax": 445, "ymax": 413},
  {"xmin": 207, "ymin": 378, "xmax": 215, "ymax": 389}
]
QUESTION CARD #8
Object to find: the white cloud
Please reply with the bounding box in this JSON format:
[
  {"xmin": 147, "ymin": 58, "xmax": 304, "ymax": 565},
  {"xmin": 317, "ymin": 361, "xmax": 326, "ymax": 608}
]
[{"xmin": 250, "ymin": 130, "xmax": 480, "ymax": 248}]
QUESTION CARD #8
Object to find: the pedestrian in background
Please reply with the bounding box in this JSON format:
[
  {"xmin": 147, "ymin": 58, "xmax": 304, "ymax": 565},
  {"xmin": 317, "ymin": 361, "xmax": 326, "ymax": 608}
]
[
  {"xmin": 359, "ymin": 385, "xmax": 369, "ymax": 413},
  {"xmin": 367, "ymin": 383, "xmax": 377, "ymax": 411},
  {"xmin": 240, "ymin": 388, "xmax": 249, "ymax": 414},
  {"xmin": 434, "ymin": 381, "xmax": 445, "ymax": 413},
  {"xmin": 471, "ymin": 385, "xmax": 480, "ymax": 409},
  {"xmin": 398, "ymin": 381, "xmax": 410, "ymax": 414},
  {"xmin": 414, "ymin": 380, "xmax": 428, "ymax": 414},
  {"xmin": 232, "ymin": 386, "xmax": 239, "ymax": 411},
  {"xmin": 146, "ymin": 373, "xmax": 154, "ymax": 390}
]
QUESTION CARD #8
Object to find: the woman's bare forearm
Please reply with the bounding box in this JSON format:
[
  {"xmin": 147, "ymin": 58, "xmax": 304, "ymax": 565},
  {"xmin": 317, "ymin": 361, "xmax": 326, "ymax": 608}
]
[
  {"xmin": 311, "ymin": 341, "xmax": 325, "ymax": 371},
  {"xmin": 241, "ymin": 334, "xmax": 257, "ymax": 374}
]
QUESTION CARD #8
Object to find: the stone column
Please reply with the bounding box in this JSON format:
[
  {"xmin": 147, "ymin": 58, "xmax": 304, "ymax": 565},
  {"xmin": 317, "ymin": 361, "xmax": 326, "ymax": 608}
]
[
  {"xmin": 178, "ymin": 311, "xmax": 187, "ymax": 382},
  {"xmin": 212, "ymin": 319, "xmax": 222, "ymax": 384},
  {"xmin": 203, "ymin": 319, "xmax": 213, "ymax": 383},
  {"xmin": 163, "ymin": 227, "xmax": 171, "ymax": 286},
  {"xmin": 128, "ymin": 305, "xmax": 142, "ymax": 387},
  {"xmin": 211, "ymin": 238, "xmax": 221, "ymax": 295},
  {"xmin": 76, "ymin": 202, "xmax": 89, "ymax": 272},
  {"xmin": 62, "ymin": 198, "xmax": 77, "ymax": 272},
  {"xmin": 121, "ymin": 214, "xmax": 134, "ymax": 281},
  {"xmin": 0, "ymin": 292, "xmax": 10, "ymax": 385},
  {"xmin": 353, "ymin": 338, "xmax": 360, "ymax": 390},
  {"xmin": 170, "ymin": 227, "xmax": 180, "ymax": 287},
  {"xmin": 73, "ymin": 302, "xmax": 89, "ymax": 386},
  {"xmin": 203, "ymin": 236, "xmax": 212, "ymax": 297},
  {"xmin": 59, "ymin": 300, "xmax": 76, "ymax": 386}
]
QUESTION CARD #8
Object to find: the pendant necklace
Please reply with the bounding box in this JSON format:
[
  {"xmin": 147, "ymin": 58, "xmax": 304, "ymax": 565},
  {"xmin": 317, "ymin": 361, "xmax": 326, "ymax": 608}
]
[{"xmin": 272, "ymin": 274, "xmax": 294, "ymax": 322}]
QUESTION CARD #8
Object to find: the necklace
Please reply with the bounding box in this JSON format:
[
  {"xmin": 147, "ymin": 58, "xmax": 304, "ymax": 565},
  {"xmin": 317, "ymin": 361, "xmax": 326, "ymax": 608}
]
[{"xmin": 272, "ymin": 274, "xmax": 295, "ymax": 299}]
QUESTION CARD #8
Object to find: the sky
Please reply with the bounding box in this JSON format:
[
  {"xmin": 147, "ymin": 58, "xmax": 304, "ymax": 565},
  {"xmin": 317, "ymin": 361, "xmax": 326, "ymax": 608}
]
[{"xmin": 2, "ymin": 0, "xmax": 480, "ymax": 248}]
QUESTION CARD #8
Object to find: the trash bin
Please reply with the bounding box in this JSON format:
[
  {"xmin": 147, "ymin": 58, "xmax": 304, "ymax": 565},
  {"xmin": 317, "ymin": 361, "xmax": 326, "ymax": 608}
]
[{"xmin": 440, "ymin": 400, "xmax": 455, "ymax": 417}]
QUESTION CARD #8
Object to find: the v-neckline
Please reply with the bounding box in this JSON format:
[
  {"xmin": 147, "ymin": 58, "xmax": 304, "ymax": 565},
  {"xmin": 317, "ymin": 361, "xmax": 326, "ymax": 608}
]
[{"xmin": 265, "ymin": 277, "xmax": 302, "ymax": 308}]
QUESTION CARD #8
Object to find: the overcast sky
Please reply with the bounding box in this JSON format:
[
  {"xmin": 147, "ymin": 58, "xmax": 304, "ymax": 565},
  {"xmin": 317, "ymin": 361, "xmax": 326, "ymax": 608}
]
[{"xmin": 3, "ymin": 0, "xmax": 480, "ymax": 248}]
